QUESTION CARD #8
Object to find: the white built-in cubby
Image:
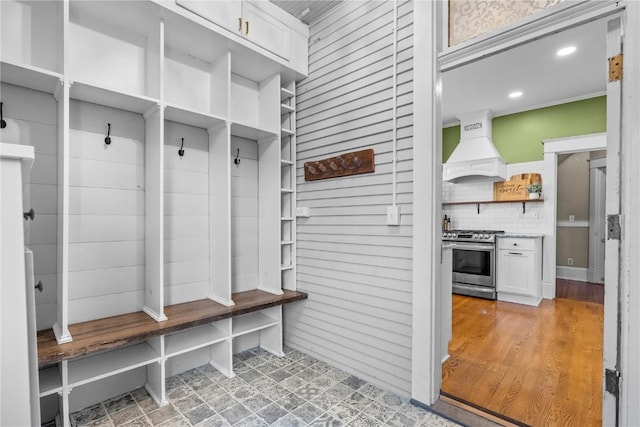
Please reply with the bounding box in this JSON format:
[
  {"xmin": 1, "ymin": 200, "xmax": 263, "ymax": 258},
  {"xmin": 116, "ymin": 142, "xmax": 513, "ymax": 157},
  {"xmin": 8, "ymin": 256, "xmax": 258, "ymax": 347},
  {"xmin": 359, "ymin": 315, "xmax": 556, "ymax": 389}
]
[{"xmin": 1, "ymin": 1, "xmax": 305, "ymax": 425}]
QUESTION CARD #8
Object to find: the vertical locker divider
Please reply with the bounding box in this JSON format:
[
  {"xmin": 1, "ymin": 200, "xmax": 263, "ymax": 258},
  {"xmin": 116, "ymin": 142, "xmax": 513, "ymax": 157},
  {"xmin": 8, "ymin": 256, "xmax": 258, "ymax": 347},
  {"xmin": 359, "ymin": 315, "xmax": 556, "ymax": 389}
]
[
  {"xmin": 143, "ymin": 18, "xmax": 166, "ymax": 322},
  {"xmin": 60, "ymin": 361, "xmax": 70, "ymax": 427},
  {"xmin": 208, "ymin": 51, "xmax": 233, "ymax": 306},
  {"xmin": 259, "ymin": 306, "xmax": 284, "ymax": 356},
  {"xmin": 258, "ymin": 73, "xmax": 283, "ymax": 295},
  {"xmin": 210, "ymin": 318, "xmax": 234, "ymax": 378},
  {"xmin": 208, "ymin": 122, "xmax": 233, "ymax": 306},
  {"xmin": 143, "ymin": 106, "xmax": 166, "ymax": 321},
  {"xmin": 53, "ymin": 0, "xmax": 72, "ymax": 345},
  {"xmin": 145, "ymin": 336, "xmax": 166, "ymax": 406}
]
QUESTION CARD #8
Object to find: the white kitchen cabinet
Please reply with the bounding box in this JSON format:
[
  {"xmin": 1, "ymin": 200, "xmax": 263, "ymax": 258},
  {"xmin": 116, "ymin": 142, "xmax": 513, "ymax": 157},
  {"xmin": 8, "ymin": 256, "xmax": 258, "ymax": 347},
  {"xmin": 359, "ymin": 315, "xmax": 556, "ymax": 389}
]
[{"xmin": 497, "ymin": 236, "xmax": 543, "ymax": 306}]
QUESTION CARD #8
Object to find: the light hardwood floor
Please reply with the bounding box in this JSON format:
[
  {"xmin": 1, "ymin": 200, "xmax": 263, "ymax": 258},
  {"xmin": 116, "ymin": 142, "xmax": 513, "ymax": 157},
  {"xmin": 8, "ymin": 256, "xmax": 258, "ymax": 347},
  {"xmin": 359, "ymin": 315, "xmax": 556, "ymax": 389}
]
[{"xmin": 442, "ymin": 294, "xmax": 603, "ymax": 427}]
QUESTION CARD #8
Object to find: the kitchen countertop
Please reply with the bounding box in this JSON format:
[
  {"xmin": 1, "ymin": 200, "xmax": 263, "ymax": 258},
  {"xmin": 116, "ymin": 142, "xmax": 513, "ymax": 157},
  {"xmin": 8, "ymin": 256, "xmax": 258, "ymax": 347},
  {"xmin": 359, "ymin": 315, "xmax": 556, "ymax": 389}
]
[{"xmin": 500, "ymin": 233, "xmax": 544, "ymax": 239}]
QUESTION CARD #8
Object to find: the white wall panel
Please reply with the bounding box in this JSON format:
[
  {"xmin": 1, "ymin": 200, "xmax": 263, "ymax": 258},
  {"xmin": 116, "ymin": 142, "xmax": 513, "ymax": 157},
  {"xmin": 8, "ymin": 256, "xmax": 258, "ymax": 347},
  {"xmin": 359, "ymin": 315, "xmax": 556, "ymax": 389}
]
[
  {"xmin": 284, "ymin": 1, "xmax": 414, "ymax": 396},
  {"xmin": 68, "ymin": 266, "xmax": 144, "ymax": 300},
  {"xmin": 230, "ymin": 136, "xmax": 259, "ymax": 293},
  {"xmin": 68, "ymin": 101, "xmax": 146, "ymax": 322},
  {"xmin": 164, "ymin": 121, "xmax": 210, "ymax": 303}
]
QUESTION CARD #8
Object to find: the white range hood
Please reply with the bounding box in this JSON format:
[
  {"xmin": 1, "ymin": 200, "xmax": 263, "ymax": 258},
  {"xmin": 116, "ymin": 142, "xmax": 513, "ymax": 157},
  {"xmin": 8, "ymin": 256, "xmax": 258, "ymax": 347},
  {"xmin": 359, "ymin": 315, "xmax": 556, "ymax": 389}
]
[{"xmin": 443, "ymin": 110, "xmax": 507, "ymax": 182}]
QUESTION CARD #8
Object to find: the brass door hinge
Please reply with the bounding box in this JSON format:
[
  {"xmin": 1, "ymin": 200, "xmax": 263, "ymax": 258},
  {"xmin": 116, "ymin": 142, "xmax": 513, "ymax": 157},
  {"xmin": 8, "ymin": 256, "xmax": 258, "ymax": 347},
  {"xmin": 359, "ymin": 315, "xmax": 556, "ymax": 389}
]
[{"xmin": 609, "ymin": 53, "xmax": 623, "ymax": 82}]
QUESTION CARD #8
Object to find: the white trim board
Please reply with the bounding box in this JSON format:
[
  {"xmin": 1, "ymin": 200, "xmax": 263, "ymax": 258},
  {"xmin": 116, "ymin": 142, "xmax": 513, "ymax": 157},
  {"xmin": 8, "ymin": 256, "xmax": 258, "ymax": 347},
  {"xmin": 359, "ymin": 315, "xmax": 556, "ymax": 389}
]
[
  {"xmin": 557, "ymin": 220, "xmax": 589, "ymax": 227},
  {"xmin": 542, "ymin": 132, "xmax": 607, "ymax": 300},
  {"xmin": 556, "ymin": 266, "xmax": 589, "ymax": 282}
]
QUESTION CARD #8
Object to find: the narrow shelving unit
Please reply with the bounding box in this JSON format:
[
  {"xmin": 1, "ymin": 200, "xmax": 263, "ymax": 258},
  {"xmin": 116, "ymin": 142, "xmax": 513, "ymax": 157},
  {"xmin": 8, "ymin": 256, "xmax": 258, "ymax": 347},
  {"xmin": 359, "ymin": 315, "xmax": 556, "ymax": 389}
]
[{"xmin": 280, "ymin": 83, "xmax": 296, "ymax": 291}]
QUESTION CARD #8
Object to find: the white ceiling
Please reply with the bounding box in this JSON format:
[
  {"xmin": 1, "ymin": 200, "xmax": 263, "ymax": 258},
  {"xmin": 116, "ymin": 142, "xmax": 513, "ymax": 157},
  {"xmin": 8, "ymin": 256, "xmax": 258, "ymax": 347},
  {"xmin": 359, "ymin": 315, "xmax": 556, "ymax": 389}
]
[
  {"xmin": 270, "ymin": 0, "xmax": 343, "ymax": 24},
  {"xmin": 442, "ymin": 18, "xmax": 607, "ymax": 125}
]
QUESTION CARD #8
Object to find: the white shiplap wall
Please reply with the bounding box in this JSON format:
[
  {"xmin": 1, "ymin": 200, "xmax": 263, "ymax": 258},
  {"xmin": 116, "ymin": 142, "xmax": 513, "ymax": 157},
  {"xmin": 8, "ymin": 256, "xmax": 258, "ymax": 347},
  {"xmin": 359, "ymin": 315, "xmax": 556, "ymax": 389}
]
[
  {"xmin": 68, "ymin": 101, "xmax": 145, "ymax": 323},
  {"xmin": 284, "ymin": 1, "xmax": 414, "ymax": 396},
  {"xmin": 164, "ymin": 121, "xmax": 210, "ymax": 304},
  {"xmin": 231, "ymin": 136, "xmax": 259, "ymax": 293},
  {"xmin": 0, "ymin": 83, "xmax": 58, "ymax": 330}
]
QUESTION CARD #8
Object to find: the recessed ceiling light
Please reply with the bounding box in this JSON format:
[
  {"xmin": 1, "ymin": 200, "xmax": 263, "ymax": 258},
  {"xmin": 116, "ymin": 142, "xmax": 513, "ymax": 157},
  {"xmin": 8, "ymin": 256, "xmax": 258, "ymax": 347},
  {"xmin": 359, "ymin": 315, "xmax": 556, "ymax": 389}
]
[
  {"xmin": 509, "ymin": 91, "xmax": 523, "ymax": 99},
  {"xmin": 557, "ymin": 46, "xmax": 577, "ymax": 57}
]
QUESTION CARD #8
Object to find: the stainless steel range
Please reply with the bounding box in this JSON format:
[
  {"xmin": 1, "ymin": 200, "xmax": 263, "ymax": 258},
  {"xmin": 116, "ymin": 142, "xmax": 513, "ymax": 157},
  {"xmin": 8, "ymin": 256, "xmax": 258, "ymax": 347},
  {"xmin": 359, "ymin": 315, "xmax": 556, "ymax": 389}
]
[{"xmin": 442, "ymin": 230, "xmax": 505, "ymax": 300}]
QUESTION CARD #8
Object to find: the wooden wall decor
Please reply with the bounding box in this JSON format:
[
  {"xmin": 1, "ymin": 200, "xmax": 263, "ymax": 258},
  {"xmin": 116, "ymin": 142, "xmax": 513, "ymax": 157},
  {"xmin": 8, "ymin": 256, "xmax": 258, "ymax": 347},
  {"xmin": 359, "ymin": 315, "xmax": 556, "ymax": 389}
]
[
  {"xmin": 304, "ymin": 149, "xmax": 374, "ymax": 181},
  {"xmin": 493, "ymin": 179, "xmax": 529, "ymax": 201}
]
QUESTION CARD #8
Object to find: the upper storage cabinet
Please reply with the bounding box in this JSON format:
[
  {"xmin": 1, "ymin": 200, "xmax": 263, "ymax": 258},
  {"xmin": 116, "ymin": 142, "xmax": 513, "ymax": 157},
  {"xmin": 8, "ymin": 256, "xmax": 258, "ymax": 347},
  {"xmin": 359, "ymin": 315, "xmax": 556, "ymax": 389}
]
[
  {"xmin": 175, "ymin": 0, "xmax": 243, "ymax": 35},
  {"xmin": 174, "ymin": 0, "xmax": 309, "ymax": 76},
  {"xmin": 68, "ymin": 1, "xmax": 161, "ymax": 102},
  {"xmin": 241, "ymin": 2, "xmax": 290, "ymax": 61}
]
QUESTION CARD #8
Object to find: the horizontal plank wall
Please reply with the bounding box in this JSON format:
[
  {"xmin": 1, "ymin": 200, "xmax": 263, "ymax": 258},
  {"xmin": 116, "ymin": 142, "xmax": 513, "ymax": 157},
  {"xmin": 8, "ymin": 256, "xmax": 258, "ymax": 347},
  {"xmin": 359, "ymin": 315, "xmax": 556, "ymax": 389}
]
[
  {"xmin": 68, "ymin": 100, "xmax": 146, "ymax": 323},
  {"xmin": 231, "ymin": 136, "xmax": 259, "ymax": 293},
  {"xmin": 285, "ymin": 0, "xmax": 414, "ymax": 396},
  {"xmin": 0, "ymin": 83, "xmax": 58, "ymax": 331},
  {"xmin": 164, "ymin": 121, "xmax": 210, "ymax": 304}
]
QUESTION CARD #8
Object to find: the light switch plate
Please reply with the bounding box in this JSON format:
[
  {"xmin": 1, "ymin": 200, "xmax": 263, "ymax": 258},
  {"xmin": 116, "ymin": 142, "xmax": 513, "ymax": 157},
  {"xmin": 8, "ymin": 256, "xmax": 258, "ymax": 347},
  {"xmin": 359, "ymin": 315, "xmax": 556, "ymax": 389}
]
[{"xmin": 387, "ymin": 205, "xmax": 401, "ymax": 226}]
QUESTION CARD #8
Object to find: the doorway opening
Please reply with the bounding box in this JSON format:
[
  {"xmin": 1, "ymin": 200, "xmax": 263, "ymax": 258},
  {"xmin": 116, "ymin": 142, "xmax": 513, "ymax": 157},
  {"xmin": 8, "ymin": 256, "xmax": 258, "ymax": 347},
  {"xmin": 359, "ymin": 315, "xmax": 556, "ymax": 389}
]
[{"xmin": 438, "ymin": 13, "xmax": 612, "ymax": 426}]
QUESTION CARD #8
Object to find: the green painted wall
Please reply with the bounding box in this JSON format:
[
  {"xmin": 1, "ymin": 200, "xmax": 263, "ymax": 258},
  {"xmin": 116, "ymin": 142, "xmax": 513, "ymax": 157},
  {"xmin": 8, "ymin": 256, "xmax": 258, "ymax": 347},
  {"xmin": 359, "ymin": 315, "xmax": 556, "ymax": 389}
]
[{"xmin": 443, "ymin": 96, "xmax": 606, "ymax": 164}]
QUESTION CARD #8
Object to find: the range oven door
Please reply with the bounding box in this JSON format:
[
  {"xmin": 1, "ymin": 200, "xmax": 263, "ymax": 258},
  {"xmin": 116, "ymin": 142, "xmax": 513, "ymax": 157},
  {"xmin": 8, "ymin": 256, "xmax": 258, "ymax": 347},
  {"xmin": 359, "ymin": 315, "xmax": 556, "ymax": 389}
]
[{"xmin": 451, "ymin": 242, "xmax": 495, "ymax": 288}]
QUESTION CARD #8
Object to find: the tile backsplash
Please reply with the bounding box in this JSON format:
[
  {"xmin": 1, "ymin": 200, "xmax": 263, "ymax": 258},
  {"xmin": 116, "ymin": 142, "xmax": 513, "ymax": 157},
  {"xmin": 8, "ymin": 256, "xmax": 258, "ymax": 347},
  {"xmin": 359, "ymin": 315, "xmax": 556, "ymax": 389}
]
[{"xmin": 442, "ymin": 161, "xmax": 545, "ymax": 233}]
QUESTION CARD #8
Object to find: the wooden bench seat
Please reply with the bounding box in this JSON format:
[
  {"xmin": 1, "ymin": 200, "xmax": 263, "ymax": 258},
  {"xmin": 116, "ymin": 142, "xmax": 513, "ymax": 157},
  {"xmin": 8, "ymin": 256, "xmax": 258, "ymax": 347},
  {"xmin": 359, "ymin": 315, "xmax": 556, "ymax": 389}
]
[{"xmin": 37, "ymin": 289, "xmax": 307, "ymax": 367}]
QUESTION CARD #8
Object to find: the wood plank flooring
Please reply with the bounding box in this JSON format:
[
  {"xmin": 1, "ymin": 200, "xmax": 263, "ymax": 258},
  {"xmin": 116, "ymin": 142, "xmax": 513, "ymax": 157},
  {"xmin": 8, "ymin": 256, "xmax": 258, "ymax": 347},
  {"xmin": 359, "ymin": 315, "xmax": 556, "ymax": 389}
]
[
  {"xmin": 442, "ymin": 295, "xmax": 603, "ymax": 427},
  {"xmin": 556, "ymin": 279, "xmax": 604, "ymax": 304}
]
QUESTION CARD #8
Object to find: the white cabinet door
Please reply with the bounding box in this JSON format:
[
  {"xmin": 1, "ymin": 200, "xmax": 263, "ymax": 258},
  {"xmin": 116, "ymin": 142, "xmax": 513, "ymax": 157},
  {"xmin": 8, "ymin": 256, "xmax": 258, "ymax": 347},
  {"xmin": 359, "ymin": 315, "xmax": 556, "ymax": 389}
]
[
  {"xmin": 176, "ymin": 0, "xmax": 243, "ymax": 35},
  {"xmin": 497, "ymin": 250, "xmax": 536, "ymax": 296},
  {"xmin": 242, "ymin": 2, "xmax": 290, "ymax": 60}
]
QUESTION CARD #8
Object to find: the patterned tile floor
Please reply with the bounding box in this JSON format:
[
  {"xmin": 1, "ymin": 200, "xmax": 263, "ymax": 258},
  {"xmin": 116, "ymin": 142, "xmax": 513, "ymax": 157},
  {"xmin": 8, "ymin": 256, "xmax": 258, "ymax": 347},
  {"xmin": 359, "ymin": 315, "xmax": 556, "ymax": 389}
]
[{"xmin": 67, "ymin": 347, "xmax": 460, "ymax": 427}]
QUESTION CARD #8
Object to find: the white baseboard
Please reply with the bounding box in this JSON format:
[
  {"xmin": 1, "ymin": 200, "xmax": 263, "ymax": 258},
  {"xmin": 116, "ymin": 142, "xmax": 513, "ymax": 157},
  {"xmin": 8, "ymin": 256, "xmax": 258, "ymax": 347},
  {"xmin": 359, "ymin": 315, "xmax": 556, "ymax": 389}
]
[{"xmin": 556, "ymin": 266, "xmax": 589, "ymax": 282}]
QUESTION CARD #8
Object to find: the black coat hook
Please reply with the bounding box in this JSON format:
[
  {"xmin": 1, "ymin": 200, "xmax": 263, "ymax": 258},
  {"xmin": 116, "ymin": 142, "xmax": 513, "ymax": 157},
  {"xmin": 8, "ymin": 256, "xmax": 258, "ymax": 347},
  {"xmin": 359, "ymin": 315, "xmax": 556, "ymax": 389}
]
[
  {"xmin": 178, "ymin": 138, "xmax": 185, "ymax": 157},
  {"xmin": 104, "ymin": 123, "xmax": 111, "ymax": 145},
  {"xmin": 0, "ymin": 102, "xmax": 6, "ymax": 129},
  {"xmin": 234, "ymin": 148, "xmax": 240, "ymax": 165},
  {"xmin": 23, "ymin": 208, "xmax": 35, "ymax": 221}
]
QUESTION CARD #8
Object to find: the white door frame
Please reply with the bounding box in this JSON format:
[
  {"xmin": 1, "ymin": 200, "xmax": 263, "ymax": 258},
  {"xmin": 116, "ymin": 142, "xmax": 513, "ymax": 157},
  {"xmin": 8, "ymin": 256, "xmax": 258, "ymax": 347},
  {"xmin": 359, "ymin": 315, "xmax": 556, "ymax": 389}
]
[
  {"xmin": 412, "ymin": 1, "xmax": 640, "ymax": 424},
  {"xmin": 588, "ymin": 157, "xmax": 606, "ymax": 284},
  {"xmin": 541, "ymin": 133, "xmax": 607, "ymax": 298}
]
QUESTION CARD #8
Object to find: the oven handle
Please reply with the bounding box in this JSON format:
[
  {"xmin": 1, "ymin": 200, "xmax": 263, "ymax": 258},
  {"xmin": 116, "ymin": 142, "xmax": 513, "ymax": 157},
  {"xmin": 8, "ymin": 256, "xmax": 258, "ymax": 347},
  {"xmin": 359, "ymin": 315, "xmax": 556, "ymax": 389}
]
[{"xmin": 453, "ymin": 243, "xmax": 495, "ymax": 252}]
